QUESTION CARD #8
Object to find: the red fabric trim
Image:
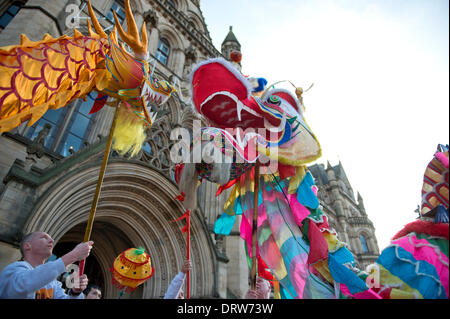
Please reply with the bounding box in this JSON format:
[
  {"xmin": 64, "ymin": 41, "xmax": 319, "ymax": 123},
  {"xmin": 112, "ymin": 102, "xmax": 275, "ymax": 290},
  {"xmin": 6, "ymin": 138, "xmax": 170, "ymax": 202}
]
[
  {"xmin": 278, "ymin": 163, "xmax": 296, "ymax": 180},
  {"xmin": 175, "ymin": 192, "xmax": 186, "ymax": 202},
  {"xmin": 174, "ymin": 164, "xmax": 184, "ymax": 185},
  {"xmin": 257, "ymin": 256, "xmax": 274, "ymax": 281},
  {"xmin": 88, "ymin": 93, "xmax": 107, "ymax": 114},
  {"xmin": 216, "ymin": 178, "xmax": 238, "ymax": 196},
  {"xmin": 307, "ymin": 220, "xmax": 329, "ymax": 265},
  {"xmin": 392, "ymin": 220, "xmax": 449, "ymax": 241}
]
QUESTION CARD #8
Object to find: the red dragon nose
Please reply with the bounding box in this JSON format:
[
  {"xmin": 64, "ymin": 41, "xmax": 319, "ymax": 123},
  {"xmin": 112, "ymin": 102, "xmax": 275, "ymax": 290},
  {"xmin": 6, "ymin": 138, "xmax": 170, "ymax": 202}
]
[{"xmin": 190, "ymin": 58, "xmax": 282, "ymax": 129}]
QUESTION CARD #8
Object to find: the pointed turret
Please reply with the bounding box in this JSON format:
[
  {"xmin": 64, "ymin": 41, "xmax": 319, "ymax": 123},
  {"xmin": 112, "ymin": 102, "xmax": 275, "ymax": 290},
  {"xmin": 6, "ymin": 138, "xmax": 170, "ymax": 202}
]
[
  {"xmin": 326, "ymin": 160, "xmax": 336, "ymax": 181},
  {"xmin": 221, "ymin": 26, "xmax": 241, "ymax": 62},
  {"xmin": 357, "ymin": 191, "xmax": 366, "ymax": 214},
  {"xmin": 222, "ymin": 26, "xmax": 240, "ymax": 48}
]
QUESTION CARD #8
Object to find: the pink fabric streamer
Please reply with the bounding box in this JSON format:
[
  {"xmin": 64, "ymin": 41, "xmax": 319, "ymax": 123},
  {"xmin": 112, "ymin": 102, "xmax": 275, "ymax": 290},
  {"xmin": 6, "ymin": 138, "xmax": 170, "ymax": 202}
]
[
  {"xmin": 288, "ymin": 193, "xmax": 310, "ymax": 225},
  {"xmin": 436, "ymin": 152, "xmax": 449, "ymax": 169},
  {"xmin": 340, "ymin": 284, "xmax": 382, "ymax": 299}
]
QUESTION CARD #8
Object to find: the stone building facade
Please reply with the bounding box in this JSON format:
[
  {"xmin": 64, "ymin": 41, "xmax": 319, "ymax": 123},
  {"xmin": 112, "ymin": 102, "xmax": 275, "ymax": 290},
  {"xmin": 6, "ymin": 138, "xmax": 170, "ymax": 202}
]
[
  {"xmin": 0, "ymin": 0, "xmax": 379, "ymax": 299},
  {"xmin": 0, "ymin": 0, "xmax": 225, "ymax": 299},
  {"xmin": 308, "ymin": 162, "xmax": 380, "ymax": 270}
]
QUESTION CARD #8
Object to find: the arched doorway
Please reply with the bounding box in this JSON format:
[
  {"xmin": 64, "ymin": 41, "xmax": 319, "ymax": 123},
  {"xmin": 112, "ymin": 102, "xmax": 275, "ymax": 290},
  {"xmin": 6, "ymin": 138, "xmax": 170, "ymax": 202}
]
[
  {"xmin": 23, "ymin": 159, "xmax": 216, "ymax": 298},
  {"xmin": 52, "ymin": 221, "xmax": 139, "ymax": 298}
]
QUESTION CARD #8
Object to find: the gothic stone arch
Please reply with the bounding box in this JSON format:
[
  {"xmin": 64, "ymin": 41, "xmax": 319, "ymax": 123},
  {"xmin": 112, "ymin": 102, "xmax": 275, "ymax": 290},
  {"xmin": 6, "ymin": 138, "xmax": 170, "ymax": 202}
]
[{"xmin": 23, "ymin": 160, "xmax": 215, "ymax": 298}]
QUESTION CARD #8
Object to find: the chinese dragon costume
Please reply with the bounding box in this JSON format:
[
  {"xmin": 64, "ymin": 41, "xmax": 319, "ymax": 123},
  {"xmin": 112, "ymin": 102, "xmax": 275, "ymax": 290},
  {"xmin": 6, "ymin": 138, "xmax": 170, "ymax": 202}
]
[
  {"xmin": 177, "ymin": 57, "xmax": 376, "ymax": 299},
  {"xmin": 0, "ymin": 0, "xmax": 175, "ymax": 156},
  {"xmin": 176, "ymin": 56, "xmax": 448, "ymax": 299},
  {"xmin": 361, "ymin": 144, "xmax": 448, "ymax": 299}
]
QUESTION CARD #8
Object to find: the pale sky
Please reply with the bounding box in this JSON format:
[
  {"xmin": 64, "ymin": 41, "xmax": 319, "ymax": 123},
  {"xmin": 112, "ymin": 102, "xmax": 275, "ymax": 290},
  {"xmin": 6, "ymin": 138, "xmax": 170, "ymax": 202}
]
[{"xmin": 200, "ymin": 0, "xmax": 449, "ymax": 250}]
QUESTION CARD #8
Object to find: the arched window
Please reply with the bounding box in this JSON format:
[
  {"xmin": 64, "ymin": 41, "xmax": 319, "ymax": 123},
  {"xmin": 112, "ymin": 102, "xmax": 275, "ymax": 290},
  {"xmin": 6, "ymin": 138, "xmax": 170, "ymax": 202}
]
[
  {"xmin": 23, "ymin": 93, "xmax": 97, "ymax": 156},
  {"xmin": 360, "ymin": 234, "xmax": 369, "ymax": 253},
  {"xmin": 106, "ymin": 1, "xmax": 125, "ymax": 24},
  {"xmin": 24, "ymin": 107, "xmax": 68, "ymax": 150},
  {"xmin": 155, "ymin": 38, "xmax": 170, "ymax": 65},
  {"xmin": 56, "ymin": 93, "xmax": 98, "ymax": 156},
  {"xmin": 142, "ymin": 142, "xmax": 152, "ymax": 155},
  {"xmin": 167, "ymin": 0, "xmax": 177, "ymax": 9}
]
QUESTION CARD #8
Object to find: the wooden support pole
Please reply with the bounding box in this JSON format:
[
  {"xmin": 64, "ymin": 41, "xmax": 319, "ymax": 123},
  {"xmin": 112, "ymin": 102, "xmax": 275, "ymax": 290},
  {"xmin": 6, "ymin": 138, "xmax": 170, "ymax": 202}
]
[
  {"xmin": 250, "ymin": 162, "xmax": 260, "ymax": 290},
  {"xmin": 79, "ymin": 106, "xmax": 120, "ymax": 275}
]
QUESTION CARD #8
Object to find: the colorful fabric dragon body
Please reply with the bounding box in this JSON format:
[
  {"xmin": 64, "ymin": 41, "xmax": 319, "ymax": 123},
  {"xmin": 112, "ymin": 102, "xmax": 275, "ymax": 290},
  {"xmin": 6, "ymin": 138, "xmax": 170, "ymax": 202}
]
[
  {"xmin": 178, "ymin": 57, "xmax": 375, "ymax": 299},
  {"xmin": 0, "ymin": 0, "xmax": 175, "ymax": 156},
  {"xmin": 361, "ymin": 145, "xmax": 448, "ymax": 299},
  {"xmin": 178, "ymin": 57, "xmax": 449, "ymax": 299}
]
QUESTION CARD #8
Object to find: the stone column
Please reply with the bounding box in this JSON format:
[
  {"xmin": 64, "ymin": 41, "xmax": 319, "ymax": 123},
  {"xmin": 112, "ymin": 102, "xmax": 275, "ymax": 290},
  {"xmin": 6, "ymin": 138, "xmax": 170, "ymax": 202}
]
[
  {"xmin": 171, "ymin": 48, "xmax": 186, "ymax": 78},
  {"xmin": 86, "ymin": 103, "xmax": 115, "ymax": 143},
  {"xmin": 0, "ymin": 242, "xmax": 21, "ymax": 273},
  {"xmin": 148, "ymin": 27, "xmax": 160, "ymax": 56},
  {"xmin": 0, "ymin": 178, "xmax": 36, "ymax": 244}
]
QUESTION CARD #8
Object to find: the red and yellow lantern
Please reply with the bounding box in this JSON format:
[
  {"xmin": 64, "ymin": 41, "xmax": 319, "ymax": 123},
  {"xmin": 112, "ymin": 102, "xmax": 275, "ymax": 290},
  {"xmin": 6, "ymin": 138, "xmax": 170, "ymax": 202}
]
[{"xmin": 110, "ymin": 247, "xmax": 154, "ymax": 293}]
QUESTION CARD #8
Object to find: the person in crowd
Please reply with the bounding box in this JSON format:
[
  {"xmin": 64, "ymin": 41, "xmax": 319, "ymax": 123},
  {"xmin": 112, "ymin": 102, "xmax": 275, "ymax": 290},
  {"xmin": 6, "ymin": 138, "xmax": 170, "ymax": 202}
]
[
  {"xmin": 0, "ymin": 231, "xmax": 93, "ymax": 299},
  {"xmin": 244, "ymin": 276, "xmax": 271, "ymax": 299},
  {"xmin": 163, "ymin": 259, "xmax": 192, "ymax": 299},
  {"xmin": 84, "ymin": 284, "xmax": 102, "ymax": 299}
]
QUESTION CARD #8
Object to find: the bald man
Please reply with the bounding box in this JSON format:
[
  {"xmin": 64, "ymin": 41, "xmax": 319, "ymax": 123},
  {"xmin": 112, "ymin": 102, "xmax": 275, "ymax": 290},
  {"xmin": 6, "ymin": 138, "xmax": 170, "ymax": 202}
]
[{"xmin": 0, "ymin": 232, "xmax": 93, "ymax": 299}]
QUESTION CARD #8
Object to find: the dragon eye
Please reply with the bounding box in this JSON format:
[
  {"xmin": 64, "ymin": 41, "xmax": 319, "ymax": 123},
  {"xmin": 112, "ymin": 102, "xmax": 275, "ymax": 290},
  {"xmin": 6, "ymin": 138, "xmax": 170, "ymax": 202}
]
[{"xmin": 268, "ymin": 95, "xmax": 281, "ymax": 106}]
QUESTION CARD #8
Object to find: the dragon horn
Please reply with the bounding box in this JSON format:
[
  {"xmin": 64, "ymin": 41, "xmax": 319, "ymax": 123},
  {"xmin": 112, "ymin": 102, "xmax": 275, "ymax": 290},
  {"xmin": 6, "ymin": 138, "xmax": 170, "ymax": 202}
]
[
  {"xmin": 86, "ymin": 19, "xmax": 94, "ymax": 36},
  {"xmin": 87, "ymin": 0, "xmax": 107, "ymax": 38},
  {"xmin": 141, "ymin": 22, "xmax": 148, "ymax": 53},
  {"xmin": 109, "ymin": 26, "xmax": 119, "ymax": 46},
  {"xmin": 123, "ymin": 0, "xmax": 139, "ymax": 41},
  {"xmin": 112, "ymin": 0, "xmax": 148, "ymax": 57}
]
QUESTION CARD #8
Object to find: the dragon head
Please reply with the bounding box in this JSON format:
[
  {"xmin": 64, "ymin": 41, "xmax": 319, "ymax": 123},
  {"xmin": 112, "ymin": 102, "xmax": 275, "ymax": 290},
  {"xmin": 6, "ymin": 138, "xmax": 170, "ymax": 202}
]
[
  {"xmin": 189, "ymin": 58, "xmax": 321, "ymax": 166},
  {"xmin": 86, "ymin": 0, "xmax": 177, "ymax": 157},
  {"xmin": 87, "ymin": 0, "xmax": 175, "ymax": 126}
]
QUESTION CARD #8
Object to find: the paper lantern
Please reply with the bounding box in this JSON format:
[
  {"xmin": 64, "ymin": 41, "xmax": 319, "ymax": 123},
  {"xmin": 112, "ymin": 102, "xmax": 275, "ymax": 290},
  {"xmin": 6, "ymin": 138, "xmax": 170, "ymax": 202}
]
[{"xmin": 110, "ymin": 247, "xmax": 154, "ymax": 293}]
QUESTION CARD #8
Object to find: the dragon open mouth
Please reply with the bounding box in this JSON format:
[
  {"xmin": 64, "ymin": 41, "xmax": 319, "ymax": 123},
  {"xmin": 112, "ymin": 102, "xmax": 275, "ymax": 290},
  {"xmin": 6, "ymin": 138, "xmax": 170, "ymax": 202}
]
[
  {"xmin": 190, "ymin": 57, "xmax": 321, "ymax": 165},
  {"xmin": 141, "ymin": 78, "xmax": 175, "ymax": 124},
  {"xmin": 192, "ymin": 58, "xmax": 283, "ymax": 130}
]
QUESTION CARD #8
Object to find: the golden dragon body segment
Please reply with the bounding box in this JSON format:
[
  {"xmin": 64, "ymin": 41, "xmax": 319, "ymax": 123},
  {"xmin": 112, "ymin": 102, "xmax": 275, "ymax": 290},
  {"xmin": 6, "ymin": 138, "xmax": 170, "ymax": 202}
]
[
  {"xmin": 0, "ymin": 32, "xmax": 110, "ymax": 132},
  {"xmin": 0, "ymin": 0, "xmax": 175, "ymax": 156}
]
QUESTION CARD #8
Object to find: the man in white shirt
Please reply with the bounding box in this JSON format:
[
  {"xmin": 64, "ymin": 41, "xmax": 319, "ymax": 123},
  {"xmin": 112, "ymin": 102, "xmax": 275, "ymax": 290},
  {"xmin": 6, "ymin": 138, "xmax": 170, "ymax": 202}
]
[
  {"xmin": 164, "ymin": 259, "xmax": 192, "ymax": 299},
  {"xmin": 0, "ymin": 231, "xmax": 93, "ymax": 299}
]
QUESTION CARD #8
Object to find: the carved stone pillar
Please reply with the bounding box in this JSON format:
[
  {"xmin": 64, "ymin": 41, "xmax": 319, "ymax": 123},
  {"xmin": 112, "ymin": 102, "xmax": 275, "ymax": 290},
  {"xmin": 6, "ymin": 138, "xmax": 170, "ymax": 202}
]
[{"xmin": 25, "ymin": 123, "xmax": 51, "ymax": 171}]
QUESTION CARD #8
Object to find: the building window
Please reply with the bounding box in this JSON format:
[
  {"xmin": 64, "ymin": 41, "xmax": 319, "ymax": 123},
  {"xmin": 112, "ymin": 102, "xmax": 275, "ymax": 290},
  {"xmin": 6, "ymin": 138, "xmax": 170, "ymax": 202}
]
[
  {"xmin": 360, "ymin": 234, "xmax": 369, "ymax": 254},
  {"xmin": 106, "ymin": 1, "xmax": 125, "ymax": 24},
  {"xmin": 25, "ymin": 107, "xmax": 67, "ymax": 150},
  {"xmin": 155, "ymin": 38, "xmax": 170, "ymax": 65},
  {"xmin": 56, "ymin": 93, "xmax": 98, "ymax": 156},
  {"xmin": 0, "ymin": 2, "xmax": 23, "ymax": 30},
  {"xmin": 142, "ymin": 142, "xmax": 152, "ymax": 155},
  {"xmin": 167, "ymin": 0, "xmax": 177, "ymax": 9}
]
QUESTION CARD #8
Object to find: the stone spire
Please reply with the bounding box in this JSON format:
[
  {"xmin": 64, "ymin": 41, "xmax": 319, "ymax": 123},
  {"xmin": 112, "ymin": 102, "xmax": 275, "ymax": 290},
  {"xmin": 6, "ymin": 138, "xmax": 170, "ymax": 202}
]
[
  {"xmin": 221, "ymin": 26, "xmax": 241, "ymax": 61},
  {"xmin": 357, "ymin": 191, "xmax": 366, "ymax": 214}
]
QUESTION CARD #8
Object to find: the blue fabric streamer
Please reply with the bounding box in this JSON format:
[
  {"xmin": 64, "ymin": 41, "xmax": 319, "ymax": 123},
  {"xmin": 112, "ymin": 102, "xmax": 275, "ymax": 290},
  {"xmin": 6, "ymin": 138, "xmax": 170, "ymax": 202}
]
[
  {"xmin": 297, "ymin": 172, "xmax": 319, "ymax": 209},
  {"xmin": 434, "ymin": 205, "xmax": 449, "ymax": 224},
  {"xmin": 331, "ymin": 246, "xmax": 356, "ymax": 267},
  {"xmin": 328, "ymin": 254, "xmax": 368, "ymax": 294},
  {"xmin": 377, "ymin": 245, "xmax": 446, "ymax": 299},
  {"xmin": 214, "ymin": 213, "xmax": 236, "ymax": 235}
]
